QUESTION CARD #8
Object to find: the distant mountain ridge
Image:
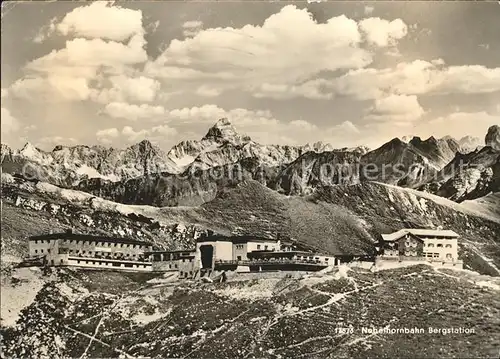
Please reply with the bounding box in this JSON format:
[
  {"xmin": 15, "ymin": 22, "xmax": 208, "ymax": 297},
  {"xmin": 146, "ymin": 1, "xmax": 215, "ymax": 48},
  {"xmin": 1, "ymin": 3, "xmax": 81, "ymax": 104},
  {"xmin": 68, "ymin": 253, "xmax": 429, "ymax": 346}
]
[
  {"xmin": 400, "ymin": 134, "xmax": 483, "ymax": 154},
  {"xmin": 1, "ymin": 140, "xmax": 178, "ymax": 186},
  {"xmin": 0, "ymin": 118, "xmax": 363, "ymax": 187}
]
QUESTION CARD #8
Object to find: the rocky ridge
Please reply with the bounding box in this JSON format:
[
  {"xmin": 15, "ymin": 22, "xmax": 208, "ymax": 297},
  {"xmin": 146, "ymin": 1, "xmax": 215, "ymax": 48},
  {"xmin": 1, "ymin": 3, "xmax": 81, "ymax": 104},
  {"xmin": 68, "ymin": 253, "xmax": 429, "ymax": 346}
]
[
  {"xmin": 418, "ymin": 146, "xmax": 500, "ymax": 202},
  {"xmin": 485, "ymin": 125, "xmax": 500, "ymax": 151}
]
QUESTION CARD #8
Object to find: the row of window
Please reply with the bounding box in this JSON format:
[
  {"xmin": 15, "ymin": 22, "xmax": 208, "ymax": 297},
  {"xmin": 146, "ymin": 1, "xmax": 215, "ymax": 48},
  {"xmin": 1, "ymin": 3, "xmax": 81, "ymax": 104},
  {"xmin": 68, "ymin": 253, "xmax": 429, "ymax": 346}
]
[
  {"xmin": 34, "ymin": 248, "xmax": 51, "ymax": 254},
  {"xmin": 66, "ymin": 250, "xmax": 140, "ymax": 257},
  {"xmin": 399, "ymin": 242, "xmax": 453, "ymax": 249},
  {"xmin": 405, "ymin": 241, "xmax": 417, "ymax": 247},
  {"xmin": 73, "ymin": 259, "xmax": 150, "ymax": 268},
  {"xmin": 33, "ymin": 239, "xmax": 149, "ymax": 249},
  {"xmin": 426, "ymin": 243, "xmax": 452, "ymax": 248},
  {"xmin": 425, "ymin": 253, "xmax": 453, "ymax": 259}
]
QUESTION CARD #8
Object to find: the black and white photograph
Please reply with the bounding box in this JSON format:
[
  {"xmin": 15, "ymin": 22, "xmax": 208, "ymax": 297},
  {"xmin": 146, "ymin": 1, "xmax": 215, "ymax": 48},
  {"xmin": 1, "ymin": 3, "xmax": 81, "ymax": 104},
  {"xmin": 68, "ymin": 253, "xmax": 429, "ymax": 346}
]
[{"xmin": 1, "ymin": 0, "xmax": 499, "ymax": 358}]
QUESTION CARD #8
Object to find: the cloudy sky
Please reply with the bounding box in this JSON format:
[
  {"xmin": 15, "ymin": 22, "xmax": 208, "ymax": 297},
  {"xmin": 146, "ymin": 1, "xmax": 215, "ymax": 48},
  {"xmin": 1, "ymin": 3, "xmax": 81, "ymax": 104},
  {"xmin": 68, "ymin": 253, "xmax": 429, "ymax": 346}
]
[{"xmin": 1, "ymin": 1, "xmax": 499, "ymax": 151}]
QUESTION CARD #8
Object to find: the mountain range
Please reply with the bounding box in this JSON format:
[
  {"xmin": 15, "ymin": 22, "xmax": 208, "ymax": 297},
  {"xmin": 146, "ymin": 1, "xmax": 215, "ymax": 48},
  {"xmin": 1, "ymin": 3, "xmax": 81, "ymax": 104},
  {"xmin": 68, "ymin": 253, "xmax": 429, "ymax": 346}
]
[
  {"xmin": 1, "ymin": 119, "xmax": 365, "ymax": 187},
  {"xmin": 2, "ymin": 120, "xmax": 498, "ymax": 207}
]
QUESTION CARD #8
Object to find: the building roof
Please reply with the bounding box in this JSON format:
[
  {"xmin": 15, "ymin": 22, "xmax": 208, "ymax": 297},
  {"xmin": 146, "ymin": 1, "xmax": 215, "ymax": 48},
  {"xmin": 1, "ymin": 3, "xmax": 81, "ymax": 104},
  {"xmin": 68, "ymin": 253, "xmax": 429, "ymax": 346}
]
[
  {"xmin": 28, "ymin": 232, "xmax": 155, "ymax": 247},
  {"xmin": 381, "ymin": 229, "xmax": 459, "ymax": 242},
  {"xmin": 197, "ymin": 234, "xmax": 278, "ymax": 244}
]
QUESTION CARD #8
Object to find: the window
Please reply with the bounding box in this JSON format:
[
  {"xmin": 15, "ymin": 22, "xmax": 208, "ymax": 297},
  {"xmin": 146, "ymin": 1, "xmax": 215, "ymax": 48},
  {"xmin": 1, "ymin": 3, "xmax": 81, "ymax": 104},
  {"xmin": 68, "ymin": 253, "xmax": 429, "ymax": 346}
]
[
  {"xmin": 34, "ymin": 240, "xmax": 38, "ymax": 244},
  {"xmin": 257, "ymin": 245, "xmax": 261, "ymax": 250},
  {"xmin": 446, "ymin": 253, "xmax": 453, "ymax": 259},
  {"xmin": 437, "ymin": 244, "xmax": 443, "ymax": 248},
  {"xmin": 35, "ymin": 250, "xmax": 38, "ymax": 254},
  {"xmin": 237, "ymin": 256, "xmax": 242, "ymax": 261},
  {"xmin": 40, "ymin": 249, "xmax": 44, "ymax": 253},
  {"xmin": 428, "ymin": 243, "xmax": 434, "ymax": 248},
  {"xmin": 445, "ymin": 244, "xmax": 452, "ymax": 248},
  {"xmin": 265, "ymin": 245, "xmax": 268, "ymax": 250}
]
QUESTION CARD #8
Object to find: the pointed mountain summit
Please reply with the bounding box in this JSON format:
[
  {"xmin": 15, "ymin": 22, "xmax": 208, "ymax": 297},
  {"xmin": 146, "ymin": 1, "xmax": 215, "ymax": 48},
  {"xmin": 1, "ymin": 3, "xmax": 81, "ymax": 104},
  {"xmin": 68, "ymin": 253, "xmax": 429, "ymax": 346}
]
[{"xmin": 202, "ymin": 118, "xmax": 251, "ymax": 144}]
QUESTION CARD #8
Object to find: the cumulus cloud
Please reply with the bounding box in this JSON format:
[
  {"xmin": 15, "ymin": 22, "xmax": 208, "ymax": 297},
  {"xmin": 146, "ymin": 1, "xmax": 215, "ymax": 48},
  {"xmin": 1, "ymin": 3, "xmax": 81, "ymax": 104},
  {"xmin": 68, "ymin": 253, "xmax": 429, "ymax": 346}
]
[
  {"xmin": 182, "ymin": 20, "xmax": 203, "ymax": 37},
  {"xmin": 26, "ymin": 37, "xmax": 147, "ymax": 77},
  {"xmin": 9, "ymin": 76, "xmax": 92, "ymax": 102},
  {"xmin": 33, "ymin": 17, "xmax": 57, "ymax": 43},
  {"xmin": 364, "ymin": 94, "xmax": 425, "ymax": 125},
  {"xmin": 96, "ymin": 127, "xmax": 120, "ymax": 144},
  {"xmin": 91, "ymin": 75, "xmax": 160, "ymax": 103},
  {"xmin": 1, "ymin": 108, "xmax": 20, "ymax": 135},
  {"xmin": 359, "ymin": 18, "xmax": 408, "ymax": 47},
  {"xmin": 331, "ymin": 120, "xmax": 360, "ymax": 134},
  {"xmin": 57, "ymin": 1, "xmax": 144, "ymax": 41},
  {"xmin": 279, "ymin": 60, "xmax": 500, "ymax": 101},
  {"xmin": 103, "ymin": 102, "xmax": 165, "ymax": 121},
  {"xmin": 9, "ymin": 2, "xmax": 147, "ymax": 103},
  {"xmin": 145, "ymin": 6, "xmax": 407, "ymax": 88},
  {"xmin": 1, "ymin": 88, "xmax": 8, "ymax": 98}
]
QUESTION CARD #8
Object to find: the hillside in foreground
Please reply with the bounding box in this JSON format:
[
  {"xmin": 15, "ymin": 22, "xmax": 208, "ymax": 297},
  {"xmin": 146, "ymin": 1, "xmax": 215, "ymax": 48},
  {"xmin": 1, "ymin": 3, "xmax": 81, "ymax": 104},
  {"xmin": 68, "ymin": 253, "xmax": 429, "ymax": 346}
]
[{"xmin": 1, "ymin": 265, "xmax": 499, "ymax": 358}]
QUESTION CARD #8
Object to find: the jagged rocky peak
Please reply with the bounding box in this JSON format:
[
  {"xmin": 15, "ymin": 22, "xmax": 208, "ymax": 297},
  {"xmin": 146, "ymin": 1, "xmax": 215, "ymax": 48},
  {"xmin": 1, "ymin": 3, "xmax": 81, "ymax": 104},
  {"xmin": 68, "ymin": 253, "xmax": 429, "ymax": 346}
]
[
  {"xmin": 19, "ymin": 142, "xmax": 46, "ymax": 158},
  {"xmin": 485, "ymin": 125, "xmax": 500, "ymax": 151},
  {"xmin": 202, "ymin": 118, "xmax": 251, "ymax": 144},
  {"xmin": 130, "ymin": 139, "xmax": 159, "ymax": 154}
]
